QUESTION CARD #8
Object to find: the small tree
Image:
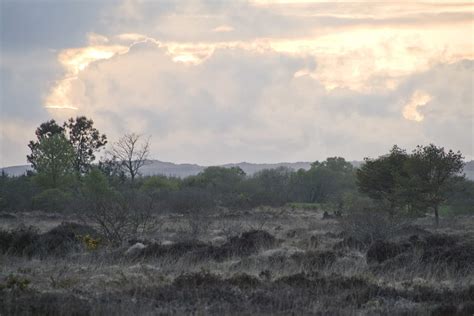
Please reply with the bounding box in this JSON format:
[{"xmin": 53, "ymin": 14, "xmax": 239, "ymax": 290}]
[
  {"xmin": 80, "ymin": 169, "xmax": 158, "ymax": 244},
  {"xmin": 33, "ymin": 134, "xmax": 75, "ymax": 189},
  {"xmin": 27, "ymin": 120, "xmax": 65, "ymax": 170},
  {"xmin": 64, "ymin": 116, "xmax": 107, "ymax": 174},
  {"xmin": 109, "ymin": 133, "xmax": 150, "ymax": 182},
  {"xmin": 405, "ymin": 144, "xmax": 464, "ymax": 226},
  {"xmin": 356, "ymin": 146, "xmax": 409, "ymax": 216}
]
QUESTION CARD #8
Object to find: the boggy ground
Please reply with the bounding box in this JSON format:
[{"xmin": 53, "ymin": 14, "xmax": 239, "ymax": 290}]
[{"xmin": 0, "ymin": 208, "xmax": 473, "ymax": 315}]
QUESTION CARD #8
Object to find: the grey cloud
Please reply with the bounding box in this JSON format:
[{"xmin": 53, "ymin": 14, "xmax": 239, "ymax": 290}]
[{"xmin": 1, "ymin": 1, "xmax": 109, "ymax": 52}]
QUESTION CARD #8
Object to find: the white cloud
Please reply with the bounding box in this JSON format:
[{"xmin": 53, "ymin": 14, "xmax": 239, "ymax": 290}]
[
  {"xmin": 402, "ymin": 90, "xmax": 432, "ymax": 122},
  {"xmin": 213, "ymin": 25, "xmax": 234, "ymax": 32}
]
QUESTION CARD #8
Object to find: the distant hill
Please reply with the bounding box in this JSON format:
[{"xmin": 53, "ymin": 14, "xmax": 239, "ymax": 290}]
[
  {"xmin": 0, "ymin": 165, "xmax": 32, "ymax": 177},
  {"xmin": 2, "ymin": 160, "xmax": 474, "ymax": 180},
  {"xmin": 464, "ymin": 160, "xmax": 474, "ymax": 181}
]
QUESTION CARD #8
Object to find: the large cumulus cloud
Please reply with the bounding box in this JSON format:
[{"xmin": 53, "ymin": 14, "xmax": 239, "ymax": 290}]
[{"xmin": 47, "ymin": 42, "xmax": 474, "ymax": 164}]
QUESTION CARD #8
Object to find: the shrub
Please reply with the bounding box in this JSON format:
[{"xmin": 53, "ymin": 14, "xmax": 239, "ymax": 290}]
[
  {"xmin": 3, "ymin": 275, "xmax": 30, "ymax": 291},
  {"xmin": 291, "ymin": 250, "xmax": 339, "ymax": 269},
  {"xmin": 173, "ymin": 271, "xmax": 225, "ymax": 288},
  {"xmin": 0, "ymin": 225, "xmax": 39, "ymax": 257},
  {"xmin": 0, "ymin": 223, "xmax": 99, "ymax": 258},
  {"xmin": 227, "ymin": 273, "xmax": 261, "ymax": 289},
  {"xmin": 34, "ymin": 222, "xmax": 99, "ymax": 257},
  {"xmin": 222, "ymin": 230, "xmax": 277, "ymax": 257},
  {"xmin": 366, "ymin": 240, "xmax": 410, "ymax": 264},
  {"xmin": 32, "ymin": 188, "xmax": 72, "ymax": 212},
  {"xmin": 0, "ymin": 290, "xmax": 91, "ymax": 316},
  {"xmin": 340, "ymin": 208, "xmax": 409, "ymax": 244}
]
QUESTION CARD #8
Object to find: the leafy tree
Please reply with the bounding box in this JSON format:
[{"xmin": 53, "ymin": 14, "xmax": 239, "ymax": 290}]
[
  {"xmin": 27, "ymin": 120, "xmax": 64, "ymax": 170},
  {"xmin": 33, "ymin": 134, "xmax": 75, "ymax": 189},
  {"xmin": 404, "ymin": 144, "xmax": 464, "ymax": 226},
  {"xmin": 292, "ymin": 157, "xmax": 355, "ymax": 205},
  {"xmin": 186, "ymin": 166, "xmax": 245, "ymax": 192},
  {"xmin": 64, "ymin": 116, "xmax": 107, "ymax": 174},
  {"xmin": 444, "ymin": 178, "xmax": 474, "ymax": 215},
  {"xmin": 245, "ymin": 167, "xmax": 292, "ymax": 207},
  {"xmin": 356, "ymin": 146, "xmax": 409, "ymax": 215},
  {"xmin": 141, "ymin": 175, "xmax": 181, "ymax": 193}
]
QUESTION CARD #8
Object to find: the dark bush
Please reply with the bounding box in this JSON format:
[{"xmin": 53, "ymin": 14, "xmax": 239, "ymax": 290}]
[
  {"xmin": 366, "ymin": 240, "xmax": 410, "ymax": 264},
  {"xmin": 138, "ymin": 231, "xmax": 278, "ymax": 262},
  {"xmin": 291, "ymin": 250, "xmax": 339, "ymax": 269},
  {"xmin": 173, "ymin": 271, "xmax": 225, "ymax": 288},
  {"xmin": 431, "ymin": 304, "xmax": 457, "ymax": 316},
  {"xmin": 222, "ymin": 230, "xmax": 277, "ymax": 257},
  {"xmin": 423, "ymin": 233, "xmax": 459, "ymax": 248},
  {"xmin": 227, "ymin": 273, "xmax": 261, "ymax": 289},
  {"xmin": 276, "ymin": 272, "xmax": 317, "ymax": 288},
  {"xmin": 420, "ymin": 241, "xmax": 474, "ymax": 272},
  {"xmin": 0, "ymin": 223, "xmax": 98, "ymax": 258},
  {"xmin": 333, "ymin": 236, "xmax": 367, "ymax": 251},
  {"xmin": 0, "ymin": 225, "xmax": 39, "ymax": 257},
  {"xmin": 0, "ymin": 289, "xmax": 91, "ymax": 316},
  {"xmin": 34, "ymin": 222, "xmax": 99, "ymax": 257},
  {"xmin": 32, "ymin": 188, "xmax": 72, "ymax": 213},
  {"xmin": 140, "ymin": 240, "xmax": 213, "ymax": 259}
]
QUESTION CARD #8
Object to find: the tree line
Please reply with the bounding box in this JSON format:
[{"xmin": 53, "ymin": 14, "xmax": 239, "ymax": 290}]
[{"xmin": 1, "ymin": 116, "xmax": 472, "ymax": 229}]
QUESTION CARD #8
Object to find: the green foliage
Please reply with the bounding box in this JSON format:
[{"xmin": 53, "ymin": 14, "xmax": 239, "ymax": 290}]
[
  {"xmin": 141, "ymin": 175, "xmax": 181, "ymax": 192},
  {"xmin": 64, "ymin": 116, "xmax": 107, "ymax": 174},
  {"xmin": 27, "ymin": 119, "xmax": 65, "ymax": 170},
  {"xmin": 244, "ymin": 167, "xmax": 292, "ymax": 207},
  {"xmin": 33, "ymin": 134, "xmax": 75, "ymax": 189},
  {"xmin": 82, "ymin": 168, "xmax": 114, "ymax": 200},
  {"xmin": 356, "ymin": 145, "xmax": 409, "ymax": 215},
  {"xmin": 3, "ymin": 275, "xmax": 30, "ymax": 291},
  {"xmin": 291, "ymin": 157, "xmax": 356, "ymax": 205},
  {"xmin": 442, "ymin": 178, "xmax": 474, "ymax": 215},
  {"xmin": 404, "ymin": 144, "xmax": 464, "ymax": 223},
  {"xmin": 0, "ymin": 225, "xmax": 39, "ymax": 256},
  {"xmin": 0, "ymin": 174, "xmax": 37, "ymax": 211},
  {"xmin": 356, "ymin": 144, "xmax": 465, "ymax": 224},
  {"xmin": 32, "ymin": 188, "xmax": 72, "ymax": 212},
  {"xmin": 186, "ymin": 166, "xmax": 245, "ymax": 192}
]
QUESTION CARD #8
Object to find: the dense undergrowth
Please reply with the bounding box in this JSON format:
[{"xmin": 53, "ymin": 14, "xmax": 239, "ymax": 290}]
[{"xmin": 0, "ymin": 209, "xmax": 473, "ymax": 315}]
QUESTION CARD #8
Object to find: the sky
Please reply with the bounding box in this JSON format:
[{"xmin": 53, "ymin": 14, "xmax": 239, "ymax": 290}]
[{"xmin": 0, "ymin": 0, "xmax": 473, "ymax": 167}]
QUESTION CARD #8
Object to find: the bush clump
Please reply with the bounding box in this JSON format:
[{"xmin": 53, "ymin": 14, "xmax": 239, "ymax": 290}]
[
  {"xmin": 227, "ymin": 273, "xmax": 261, "ymax": 289},
  {"xmin": 34, "ymin": 222, "xmax": 99, "ymax": 257},
  {"xmin": 0, "ymin": 225, "xmax": 39, "ymax": 257},
  {"xmin": 0, "ymin": 290, "xmax": 91, "ymax": 316},
  {"xmin": 138, "ymin": 230, "xmax": 278, "ymax": 262},
  {"xmin": 222, "ymin": 230, "xmax": 277, "ymax": 257},
  {"xmin": 0, "ymin": 222, "xmax": 99, "ymax": 258},
  {"xmin": 366, "ymin": 240, "xmax": 410, "ymax": 264},
  {"xmin": 291, "ymin": 250, "xmax": 339, "ymax": 269},
  {"xmin": 140, "ymin": 240, "xmax": 213, "ymax": 259}
]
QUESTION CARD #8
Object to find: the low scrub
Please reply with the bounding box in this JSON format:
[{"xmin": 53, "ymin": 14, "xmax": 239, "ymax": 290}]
[
  {"xmin": 138, "ymin": 230, "xmax": 278, "ymax": 261},
  {"xmin": 0, "ymin": 222, "xmax": 99, "ymax": 258}
]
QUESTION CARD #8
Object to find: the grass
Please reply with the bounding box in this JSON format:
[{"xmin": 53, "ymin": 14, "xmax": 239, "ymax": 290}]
[
  {"xmin": 0, "ymin": 207, "xmax": 473, "ymax": 315},
  {"xmin": 286, "ymin": 202, "xmax": 320, "ymax": 210}
]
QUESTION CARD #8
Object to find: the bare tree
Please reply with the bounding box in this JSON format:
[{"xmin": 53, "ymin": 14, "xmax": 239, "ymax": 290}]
[{"xmin": 109, "ymin": 133, "xmax": 150, "ymax": 182}]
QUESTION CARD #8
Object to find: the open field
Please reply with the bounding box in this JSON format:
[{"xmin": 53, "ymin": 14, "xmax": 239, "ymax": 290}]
[{"xmin": 1, "ymin": 208, "xmax": 473, "ymax": 315}]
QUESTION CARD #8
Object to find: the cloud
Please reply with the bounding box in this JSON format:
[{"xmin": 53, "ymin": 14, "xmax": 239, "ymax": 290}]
[
  {"xmin": 213, "ymin": 25, "xmax": 234, "ymax": 32},
  {"xmin": 1, "ymin": 0, "xmax": 473, "ymax": 166},
  {"xmin": 402, "ymin": 90, "xmax": 432, "ymax": 122}
]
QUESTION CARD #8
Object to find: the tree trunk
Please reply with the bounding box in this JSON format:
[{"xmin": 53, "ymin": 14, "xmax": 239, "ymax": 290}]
[{"xmin": 434, "ymin": 205, "xmax": 439, "ymax": 227}]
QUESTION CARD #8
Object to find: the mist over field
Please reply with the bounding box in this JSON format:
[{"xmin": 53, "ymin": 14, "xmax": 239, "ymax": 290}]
[{"xmin": 1, "ymin": 1, "xmax": 473, "ymax": 315}]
